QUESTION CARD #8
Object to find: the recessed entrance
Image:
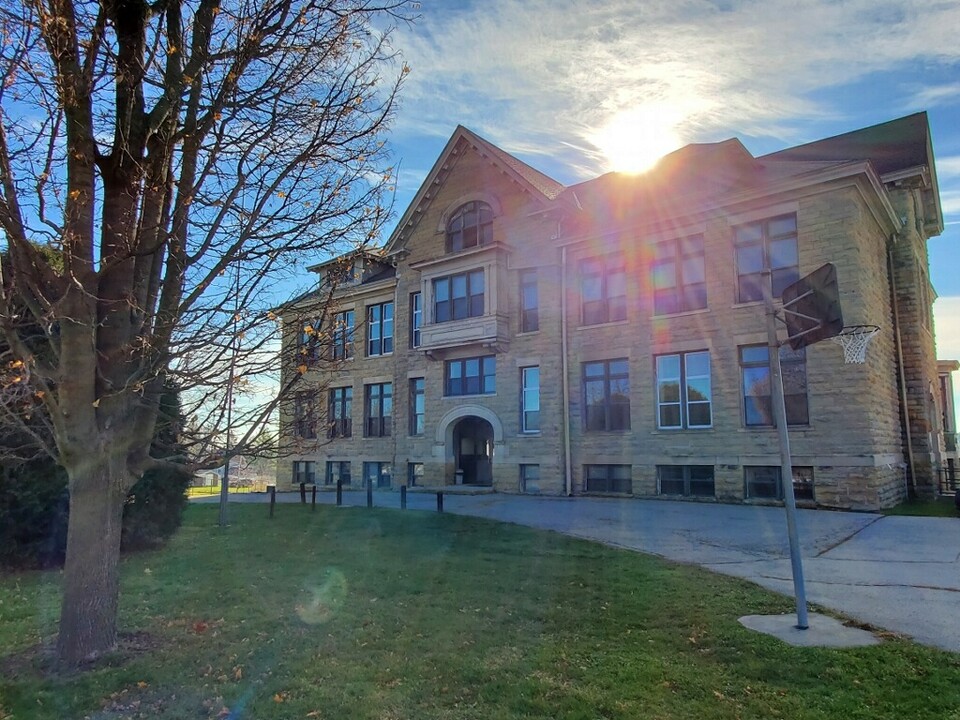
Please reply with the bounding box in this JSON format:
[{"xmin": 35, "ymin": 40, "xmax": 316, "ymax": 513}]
[{"xmin": 453, "ymin": 416, "xmax": 493, "ymax": 486}]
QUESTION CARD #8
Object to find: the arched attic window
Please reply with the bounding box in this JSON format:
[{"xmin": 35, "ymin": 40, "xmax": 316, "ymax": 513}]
[{"xmin": 446, "ymin": 201, "xmax": 493, "ymax": 253}]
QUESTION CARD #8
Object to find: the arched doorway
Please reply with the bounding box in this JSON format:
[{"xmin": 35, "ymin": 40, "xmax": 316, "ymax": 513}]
[{"xmin": 452, "ymin": 416, "xmax": 494, "ymax": 486}]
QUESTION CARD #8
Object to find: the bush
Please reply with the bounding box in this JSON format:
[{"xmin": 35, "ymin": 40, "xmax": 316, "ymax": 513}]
[
  {"xmin": 0, "ymin": 461, "xmax": 192, "ymax": 569},
  {"xmin": 121, "ymin": 465, "xmax": 192, "ymax": 551},
  {"xmin": 0, "ymin": 460, "xmax": 69, "ymax": 569}
]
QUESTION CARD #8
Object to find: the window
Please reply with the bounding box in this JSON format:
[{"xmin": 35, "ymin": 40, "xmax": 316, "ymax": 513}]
[
  {"xmin": 410, "ymin": 292, "xmax": 422, "ymax": 348},
  {"xmin": 363, "ymin": 461, "xmax": 392, "ymax": 489},
  {"xmin": 331, "ymin": 310, "xmax": 354, "ymax": 360},
  {"xmin": 296, "ymin": 318, "xmax": 321, "ymax": 365},
  {"xmin": 745, "ymin": 466, "xmax": 814, "ymax": 501},
  {"xmin": 652, "ymin": 235, "xmax": 706, "ymax": 315},
  {"xmin": 658, "ymin": 465, "xmax": 715, "ymax": 497},
  {"xmin": 735, "ymin": 214, "xmax": 799, "ymax": 302},
  {"xmin": 520, "ymin": 269, "xmax": 539, "ymax": 332},
  {"xmin": 580, "ymin": 257, "xmax": 626, "ymax": 325},
  {"xmin": 407, "ymin": 462, "xmax": 423, "ymax": 487},
  {"xmin": 446, "ymin": 200, "xmax": 493, "ymax": 253},
  {"xmin": 293, "ymin": 391, "xmax": 317, "ymax": 439},
  {"xmin": 367, "ymin": 302, "xmax": 393, "ymax": 356},
  {"xmin": 292, "ymin": 460, "xmax": 316, "ymax": 485},
  {"xmin": 520, "ymin": 464, "xmax": 540, "ymax": 494},
  {"xmin": 433, "ymin": 270, "xmax": 484, "ymax": 323},
  {"xmin": 656, "ymin": 351, "xmax": 712, "ymax": 429},
  {"xmin": 584, "ymin": 464, "xmax": 631, "ymax": 494},
  {"xmin": 409, "ymin": 378, "xmax": 425, "ymax": 435},
  {"xmin": 445, "ymin": 356, "xmax": 496, "ymax": 396},
  {"xmin": 325, "ymin": 461, "xmax": 351, "ymax": 486},
  {"xmin": 327, "ymin": 386, "xmax": 352, "ymax": 438},
  {"xmin": 364, "ymin": 382, "xmax": 392, "ymax": 437},
  {"xmin": 520, "ymin": 366, "xmax": 540, "ymax": 433},
  {"xmin": 583, "ymin": 359, "xmax": 630, "ymax": 431},
  {"xmin": 740, "ymin": 345, "xmax": 808, "ymax": 426}
]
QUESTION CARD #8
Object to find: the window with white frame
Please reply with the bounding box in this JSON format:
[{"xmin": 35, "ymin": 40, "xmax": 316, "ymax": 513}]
[
  {"xmin": 521, "ymin": 366, "xmax": 540, "ymax": 433},
  {"xmin": 652, "ymin": 235, "xmax": 706, "ymax": 315},
  {"xmin": 656, "ymin": 351, "xmax": 712, "ymax": 429},
  {"xmin": 367, "ymin": 301, "xmax": 393, "ymax": 356}
]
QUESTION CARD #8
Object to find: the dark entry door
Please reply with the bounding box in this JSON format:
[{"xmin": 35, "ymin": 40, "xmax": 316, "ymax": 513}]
[{"xmin": 453, "ymin": 417, "xmax": 493, "ymax": 485}]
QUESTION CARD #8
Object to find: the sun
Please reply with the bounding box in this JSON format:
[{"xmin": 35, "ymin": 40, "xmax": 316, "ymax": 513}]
[{"xmin": 590, "ymin": 107, "xmax": 684, "ymax": 174}]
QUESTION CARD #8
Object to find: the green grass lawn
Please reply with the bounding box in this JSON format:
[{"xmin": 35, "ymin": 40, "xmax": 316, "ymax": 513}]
[
  {"xmin": 2, "ymin": 505, "xmax": 959, "ymax": 720},
  {"xmin": 883, "ymin": 496, "xmax": 960, "ymax": 517}
]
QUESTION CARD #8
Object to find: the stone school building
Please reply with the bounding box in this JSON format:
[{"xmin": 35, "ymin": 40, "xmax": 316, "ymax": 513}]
[{"xmin": 277, "ymin": 112, "xmax": 955, "ymax": 511}]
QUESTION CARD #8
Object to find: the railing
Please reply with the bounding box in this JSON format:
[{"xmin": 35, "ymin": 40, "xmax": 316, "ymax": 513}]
[
  {"xmin": 186, "ymin": 481, "xmax": 271, "ymax": 498},
  {"xmin": 938, "ymin": 467, "xmax": 958, "ymax": 495}
]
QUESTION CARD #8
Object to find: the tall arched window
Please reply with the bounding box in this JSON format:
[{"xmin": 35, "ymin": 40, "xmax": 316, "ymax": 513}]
[{"xmin": 446, "ymin": 201, "xmax": 493, "ymax": 253}]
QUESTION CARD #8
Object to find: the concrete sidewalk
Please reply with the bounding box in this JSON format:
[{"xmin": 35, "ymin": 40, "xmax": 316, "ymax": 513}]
[{"xmin": 202, "ymin": 490, "xmax": 960, "ymax": 652}]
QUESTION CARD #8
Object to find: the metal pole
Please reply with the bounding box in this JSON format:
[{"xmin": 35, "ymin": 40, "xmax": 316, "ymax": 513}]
[
  {"xmin": 400, "ymin": 484, "xmax": 407, "ymax": 510},
  {"xmin": 763, "ymin": 271, "xmax": 809, "ymax": 629},
  {"xmin": 336, "ymin": 478, "xmax": 342, "ymax": 506},
  {"xmin": 311, "ymin": 484, "xmax": 317, "ymax": 511},
  {"xmin": 268, "ymin": 485, "xmax": 275, "ymax": 518},
  {"xmin": 218, "ymin": 260, "xmax": 242, "ymax": 527},
  {"xmin": 299, "ymin": 482, "xmax": 306, "ymax": 504},
  {"xmin": 366, "ymin": 477, "xmax": 373, "ymax": 508},
  {"xmin": 436, "ymin": 491, "xmax": 443, "ymax": 513}
]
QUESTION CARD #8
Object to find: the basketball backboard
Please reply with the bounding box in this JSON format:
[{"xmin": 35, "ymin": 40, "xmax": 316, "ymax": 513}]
[{"xmin": 781, "ymin": 263, "xmax": 844, "ymax": 350}]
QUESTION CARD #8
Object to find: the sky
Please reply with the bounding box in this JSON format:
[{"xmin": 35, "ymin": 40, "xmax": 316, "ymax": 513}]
[{"xmin": 380, "ymin": 0, "xmax": 960, "ymax": 409}]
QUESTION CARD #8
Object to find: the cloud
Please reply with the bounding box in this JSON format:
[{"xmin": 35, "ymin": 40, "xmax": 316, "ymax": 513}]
[
  {"xmin": 394, "ymin": 0, "xmax": 960, "ymax": 177},
  {"xmin": 937, "ymin": 156, "xmax": 960, "ymax": 178},
  {"xmin": 940, "ymin": 190, "xmax": 960, "ymax": 217}
]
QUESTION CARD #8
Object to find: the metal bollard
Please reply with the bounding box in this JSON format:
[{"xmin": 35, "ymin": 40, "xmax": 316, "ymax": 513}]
[
  {"xmin": 366, "ymin": 477, "xmax": 373, "ymax": 508},
  {"xmin": 400, "ymin": 484, "xmax": 407, "ymax": 510},
  {"xmin": 299, "ymin": 482, "xmax": 306, "ymax": 504},
  {"xmin": 268, "ymin": 485, "xmax": 276, "ymax": 518},
  {"xmin": 436, "ymin": 491, "xmax": 443, "ymax": 513},
  {"xmin": 311, "ymin": 484, "xmax": 317, "ymax": 511},
  {"xmin": 336, "ymin": 478, "xmax": 342, "ymax": 506}
]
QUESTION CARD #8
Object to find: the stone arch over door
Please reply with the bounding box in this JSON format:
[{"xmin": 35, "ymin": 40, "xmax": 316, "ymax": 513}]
[{"xmin": 435, "ymin": 405, "xmax": 506, "ymax": 485}]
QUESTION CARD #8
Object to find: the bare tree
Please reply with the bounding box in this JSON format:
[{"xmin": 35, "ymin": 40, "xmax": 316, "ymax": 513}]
[{"xmin": 0, "ymin": 0, "xmax": 413, "ymax": 665}]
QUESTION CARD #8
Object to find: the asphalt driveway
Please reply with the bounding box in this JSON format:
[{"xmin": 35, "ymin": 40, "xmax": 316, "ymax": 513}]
[{"xmin": 202, "ymin": 490, "xmax": 960, "ymax": 653}]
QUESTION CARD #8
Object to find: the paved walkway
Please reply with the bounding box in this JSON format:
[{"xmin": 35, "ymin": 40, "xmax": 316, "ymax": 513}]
[{"xmin": 201, "ymin": 490, "xmax": 960, "ymax": 653}]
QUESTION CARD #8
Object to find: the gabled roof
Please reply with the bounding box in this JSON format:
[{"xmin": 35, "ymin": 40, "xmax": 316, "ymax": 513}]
[
  {"xmin": 383, "ymin": 126, "xmax": 565, "ymax": 256},
  {"xmin": 761, "ymin": 112, "xmax": 932, "ymax": 177}
]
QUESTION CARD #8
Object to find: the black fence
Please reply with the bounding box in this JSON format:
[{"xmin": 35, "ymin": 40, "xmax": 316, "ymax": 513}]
[{"xmin": 938, "ymin": 467, "xmax": 958, "ymax": 495}]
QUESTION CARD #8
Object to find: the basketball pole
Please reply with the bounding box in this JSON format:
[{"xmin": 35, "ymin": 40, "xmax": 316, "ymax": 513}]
[{"xmin": 763, "ymin": 270, "xmax": 810, "ymax": 630}]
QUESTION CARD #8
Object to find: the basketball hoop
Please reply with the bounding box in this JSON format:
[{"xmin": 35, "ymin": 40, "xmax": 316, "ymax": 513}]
[{"xmin": 830, "ymin": 325, "xmax": 880, "ymax": 364}]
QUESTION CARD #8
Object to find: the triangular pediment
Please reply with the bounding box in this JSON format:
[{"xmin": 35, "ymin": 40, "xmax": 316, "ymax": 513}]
[{"xmin": 383, "ymin": 126, "xmax": 565, "ymax": 257}]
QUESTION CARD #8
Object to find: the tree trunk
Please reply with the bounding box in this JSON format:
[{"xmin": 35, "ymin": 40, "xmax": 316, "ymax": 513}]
[{"xmin": 55, "ymin": 457, "xmax": 129, "ymax": 666}]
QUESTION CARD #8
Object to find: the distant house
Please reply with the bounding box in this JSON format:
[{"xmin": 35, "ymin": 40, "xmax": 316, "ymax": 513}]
[{"xmin": 276, "ymin": 112, "xmax": 955, "ymax": 511}]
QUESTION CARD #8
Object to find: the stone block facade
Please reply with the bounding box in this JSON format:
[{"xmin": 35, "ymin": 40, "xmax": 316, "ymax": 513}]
[{"xmin": 277, "ymin": 115, "xmax": 950, "ymax": 512}]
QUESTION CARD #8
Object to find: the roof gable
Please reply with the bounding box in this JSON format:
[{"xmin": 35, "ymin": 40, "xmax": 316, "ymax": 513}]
[{"xmin": 383, "ymin": 126, "xmax": 565, "ymax": 256}]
